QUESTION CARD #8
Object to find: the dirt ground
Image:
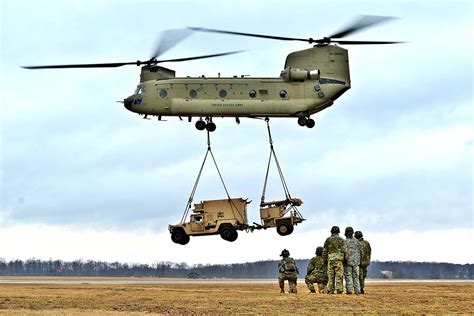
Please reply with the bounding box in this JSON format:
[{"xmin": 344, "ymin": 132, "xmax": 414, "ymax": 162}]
[{"xmin": 0, "ymin": 279, "xmax": 472, "ymax": 315}]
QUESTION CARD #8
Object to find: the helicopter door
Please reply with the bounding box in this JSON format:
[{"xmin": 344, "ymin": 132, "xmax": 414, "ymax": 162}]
[{"xmin": 157, "ymin": 84, "xmax": 171, "ymax": 113}]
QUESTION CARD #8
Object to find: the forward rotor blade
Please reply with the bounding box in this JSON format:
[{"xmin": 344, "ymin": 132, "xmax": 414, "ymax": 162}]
[
  {"xmin": 21, "ymin": 61, "xmax": 142, "ymax": 69},
  {"xmin": 189, "ymin": 27, "xmax": 312, "ymax": 43},
  {"xmin": 328, "ymin": 15, "xmax": 397, "ymax": 38},
  {"xmin": 151, "ymin": 28, "xmax": 193, "ymax": 60},
  {"xmin": 22, "ymin": 51, "xmax": 244, "ymax": 69},
  {"xmin": 331, "ymin": 40, "xmax": 405, "ymax": 45},
  {"xmin": 155, "ymin": 50, "xmax": 245, "ymax": 63}
]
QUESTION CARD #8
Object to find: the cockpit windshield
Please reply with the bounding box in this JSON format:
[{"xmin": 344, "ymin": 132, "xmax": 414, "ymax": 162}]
[{"xmin": 135, "ymin": 84, "xmax": 144, "ymax": 95}]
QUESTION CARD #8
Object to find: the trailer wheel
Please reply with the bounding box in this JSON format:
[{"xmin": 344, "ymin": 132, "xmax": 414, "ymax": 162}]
[
  {"xmin": 220, "ymin": 226, "xmax": 237, "ymax": 241},
  {"xmin": 277, "ymin": 223, "xmax": 294, "ymax": 236},
  {"xmin": 171, "ymin": 230, "xmax": 190, "ymax": 245}
]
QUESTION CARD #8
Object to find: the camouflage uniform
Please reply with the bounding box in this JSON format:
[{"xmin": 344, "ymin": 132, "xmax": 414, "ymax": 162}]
[
  {"xmin": 305, "ymin": 255, "xmax": 328, "ymax": 293},
  {"xmin": 323, "ymin": 233, "xmax": 347, "ymax": 294},
  {"xmin": 344, "ymin": 236, "xmax": 363, "ymax": 294},
  {"xmin": 358, "ymin": 238, "xmax": 371, "ymax": 293},
  {"xmin": 278, "ymin": 257, "xmax": 299, "ymax": 293}
]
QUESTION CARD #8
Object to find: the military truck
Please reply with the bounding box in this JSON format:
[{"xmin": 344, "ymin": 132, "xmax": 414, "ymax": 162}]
[
  {"xmin": 169, "ymin": 198, "xmax": 249, "ymax": 245},
  {"xmin": 258, "ymin": 198, "xmax": 305, "ymax": 236}
]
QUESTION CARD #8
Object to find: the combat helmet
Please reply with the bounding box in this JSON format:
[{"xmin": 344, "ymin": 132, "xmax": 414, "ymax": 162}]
[
  {"xmin": 354, "ymin": 231, "xmax": 363, "ymax": 239},
  {"xmin": 345, "ymin": 226, "xmax": 354, "ymax": 237},
  {"xmin": 330, "ymin": 226, "xmax": 340, "ymax": 234},
  {"xmin": 280, "ymin": 249, "xmax": 290, "ymax": 258},
  {"xmin": 315, "ymin": 247, "xmax": 323, "ymax": 256}
]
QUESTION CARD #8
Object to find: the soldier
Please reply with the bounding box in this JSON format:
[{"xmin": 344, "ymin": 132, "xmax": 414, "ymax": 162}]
[
  {"xmin": 278, "ymin": 249, "xmax": 299, "ymax": 293},
  {"xmin": 355, "ymin": 230, "xmax": 371, "ymax": 294},
  {"xmin": 323, "ymin": 226, "xmax": 347, "ymax": 294},
  {"xmin": 305, "ymin": 246, "xmax": 328, "ymax": 293},
  {"xmin": 343, "ymin": 226, "xmax": 363, "ymax": 294}
]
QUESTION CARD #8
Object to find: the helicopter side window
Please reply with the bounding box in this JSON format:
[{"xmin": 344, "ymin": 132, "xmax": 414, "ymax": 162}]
[
  {"xmin": 249, "ymin": 90, "xmax": 257, "ymax": 98},
  {"xmin": 279, "ymin": 90, "xmax": 288, "ymax": 98},
  {"xmin": 159, "ymin": 89, "xmax": 168, "ymax": 98},
  {"xmin": 189, "ymin": 89, "xmax": 198, "ymax": 98},
  {"xmin": 219, "ymin": 89, "xmax": 227, "ymax": 98}
]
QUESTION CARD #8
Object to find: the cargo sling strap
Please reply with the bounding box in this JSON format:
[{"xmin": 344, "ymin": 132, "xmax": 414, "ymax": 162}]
[
  {"xmin": 261, "ymin": 119, "xmax": 303, "ymax": 218},
  {"xmin": 261, "ymin": 118, "xmax": 293, "ymax": 205},
  {"xmin": 180, "ymin": 130, "xmax": 238, "ymax": 224}
]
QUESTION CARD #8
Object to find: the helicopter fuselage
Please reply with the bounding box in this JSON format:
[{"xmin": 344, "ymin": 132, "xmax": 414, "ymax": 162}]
[{"xmin": 124, "ymin": 45, "xmax": 351, "ymax": 126}]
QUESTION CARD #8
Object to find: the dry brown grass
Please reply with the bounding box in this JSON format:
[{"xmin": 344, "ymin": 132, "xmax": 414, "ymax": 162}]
[{"xmin": 0, "ymin": 279, "xmax": 473, "ymax": 315}]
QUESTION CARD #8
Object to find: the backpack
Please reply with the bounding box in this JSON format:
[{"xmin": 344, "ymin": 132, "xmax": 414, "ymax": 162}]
[{"xmin": 284, "ymin": 258, "xmax": 296, "ymax": 272}]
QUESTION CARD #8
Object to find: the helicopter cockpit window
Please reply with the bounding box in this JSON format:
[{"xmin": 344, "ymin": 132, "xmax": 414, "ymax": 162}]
[
  {"xmin": 279, "ymin": 90, "xmax": 288, "ymax": 98},
  {"xmin": 219, "ymin": 89, "xmax": 227, "ymax": 98},
  {"xmin": 159, "ymin": 89, "xmax": 168, "ymax": 98},
  {"xmin": 249, "ymin": 90, "xmax": 257, "ymax": 98},
  {"xmin": 135, "ymin": 84, "xmax": 144, "ymax": 95},
  {"xmin": 189, "ymin": 89, "xmax": 198, "ymax": 98}
]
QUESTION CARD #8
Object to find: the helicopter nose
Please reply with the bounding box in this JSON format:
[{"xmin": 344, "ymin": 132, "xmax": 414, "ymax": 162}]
[{"xmin": 124, "ymin": 95, "xmax": 134, "ymax": 111}]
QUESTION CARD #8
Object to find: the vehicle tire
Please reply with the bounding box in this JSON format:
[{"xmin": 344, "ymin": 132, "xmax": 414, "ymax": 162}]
[
  {"xmin": 228, "ymin": 230, "xmax": 238, "ymax": 242},
  {"xmin": 171, "ymin": 230, "xmax": 190, "ymax": 245},
  {"xmin": 195, "ymin": 120, "xmax": 206, "ymax": 131},
  {"xmin": 306, "ymin": 118, "xmax": 315, "ymax": 128},
  {"xmin": 206, "ymin": 122, "xmax": 216, "ymax": 132},
  {"xmin": 297, "ymin": 116, "xmax": 308, "ymax": 126},
  {"xmin": 277, "ymin": 223, "xmax": 294, "ymax": 236},
  {"xmin": 220, "ymin": 226, "xmax": 236, "ymax": 241}
]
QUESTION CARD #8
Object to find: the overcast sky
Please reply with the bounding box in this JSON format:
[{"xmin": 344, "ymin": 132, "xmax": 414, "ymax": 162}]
[{"xmin": 1, "ymin": 0, "xmax": 472, "ymax": 265}]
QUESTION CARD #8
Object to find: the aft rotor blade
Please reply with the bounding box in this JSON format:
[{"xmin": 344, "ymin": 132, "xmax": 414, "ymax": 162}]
[
  {"xmin": 189, "ymin": 27, "xmax": 312, "ymax": 43},
  {"xmin": 155, "ymin": 50, "xmax": 245, "ymax": 63},
  {"xmin": 22, "ymin": 61, "xmax": 143, "ymax": 69},
  {"xmin": 332, "ymin": 40, "xmax": 404, "ymax": 45},
  {"xmin": 151, "ymin": 28, "xmax": 193, "ymax": 60},
  {"xmin": 328, "ymin": 15, "xmax": 397, "ymax": 39}
]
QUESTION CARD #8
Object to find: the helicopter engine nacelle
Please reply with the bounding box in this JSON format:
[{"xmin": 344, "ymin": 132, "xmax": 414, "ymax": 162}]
[{"xmin": 280, "ymin": 67, "xmax": 320, "ymax": 82}]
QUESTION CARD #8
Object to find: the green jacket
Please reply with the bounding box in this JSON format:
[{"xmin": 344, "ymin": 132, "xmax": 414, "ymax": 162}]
[
  {"xmin": 306, "ymin": 255, "xmax": 327, "ymax": 277},
  {"xmin": 359, "ymin": 238, "xmax": 372, "ymax": 267},
  {"xmin": 323, "ymin": 233, "xmax": 348, "ymax": 263}
]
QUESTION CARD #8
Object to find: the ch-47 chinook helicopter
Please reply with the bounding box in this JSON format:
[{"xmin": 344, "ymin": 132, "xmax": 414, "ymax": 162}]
[{"xmin": 23, "ymin": 15, "xmax": 402, "ymax": 132}]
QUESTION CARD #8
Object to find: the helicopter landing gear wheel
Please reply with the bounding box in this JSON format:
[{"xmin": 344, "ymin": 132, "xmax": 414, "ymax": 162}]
[
  {"xmin": 195, "ymin": 120, "xmax": 206, "ymax": 131},
  {"xmin": 206, "ymin": 122, "xmax": 216, "ymax": 132},
  {"xmin": 277, "ymin": 222, "xmax": 294, "ymax": 236},
  {"xmin": 306, "ymin": 118, "xmax": 315, "ymax": 128},
  {"xmin": 297, "ymin": 116, "xmax": 308, "ymax": 127}
]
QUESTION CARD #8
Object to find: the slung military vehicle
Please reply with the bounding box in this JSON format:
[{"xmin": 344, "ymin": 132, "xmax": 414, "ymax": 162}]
[{"xmin": 22, "ymin": 15, "xmax": 402, "ymax": 131}]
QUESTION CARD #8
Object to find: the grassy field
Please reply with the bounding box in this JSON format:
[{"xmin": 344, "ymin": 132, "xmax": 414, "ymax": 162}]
[{"xmin": 0, "ymin": 279, "xmax": 473, "ymax": 314}]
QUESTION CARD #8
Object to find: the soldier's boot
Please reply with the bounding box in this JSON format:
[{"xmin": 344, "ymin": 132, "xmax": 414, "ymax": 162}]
[
  {"xmin": 360, "ymin": 289, "xmax": 365, "ymax": 294},
  {"xmin": 346, "ymin": 291, "xmax": 352, "ymax": 295},
  {"xmin": 310, "ymin": 289, "xmax": 316, "ymax": 293},
  {"xmin": 289, "ymin": 283, "xmax": 297, "ymax": 294},
  {"xmin": 337, "ymin": 289, "xmax": 343, "ymax": 294}
]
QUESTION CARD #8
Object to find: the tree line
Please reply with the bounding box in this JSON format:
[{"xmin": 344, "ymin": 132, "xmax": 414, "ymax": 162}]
[{"xmin": 0, "ymin": 258, "xmax": 472, "ymax": 279}]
